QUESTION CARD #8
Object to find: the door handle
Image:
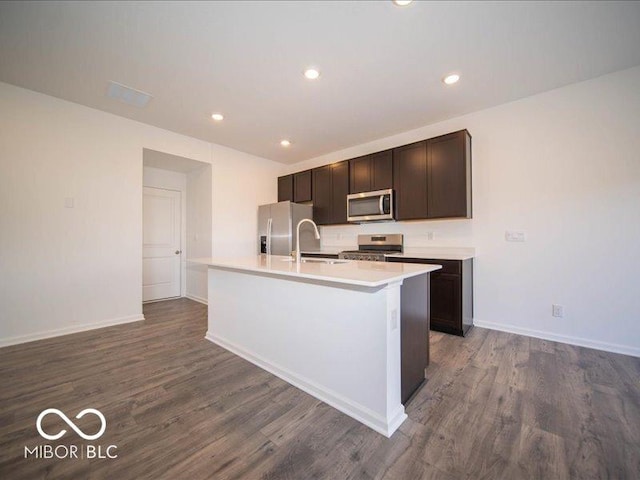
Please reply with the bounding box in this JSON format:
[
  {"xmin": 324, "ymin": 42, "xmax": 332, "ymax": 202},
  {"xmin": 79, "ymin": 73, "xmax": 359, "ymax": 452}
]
[{"xmin": 175, "ymin": 250, "xmax": 181, "ymax": 255}]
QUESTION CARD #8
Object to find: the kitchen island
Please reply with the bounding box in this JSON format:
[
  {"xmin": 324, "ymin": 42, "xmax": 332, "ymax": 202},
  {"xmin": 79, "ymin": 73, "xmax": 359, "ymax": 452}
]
[{"xmin": 194, "ymin": 255, "xmax": 441, "ymax": 437}]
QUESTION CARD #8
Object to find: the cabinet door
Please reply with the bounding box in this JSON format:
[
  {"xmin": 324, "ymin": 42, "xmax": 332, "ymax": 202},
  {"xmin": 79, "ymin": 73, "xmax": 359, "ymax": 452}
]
[
  {"xmin": 393, "ymin": 141, "xmax": 428, "ymax": 220},
  {"xmin": 427, "ymin": 130, "xmax": 471, "ymax": 219},
  {"xmin": 349, "ymin": 155, "xmax": 371, "ymax": 194},
  {"xmin": 312, "ymin": 165, "xmax": 332, "ymax": 225},
  {"xmin": 331, "ymin": 161, "xmax": 349, "ymax": 224},
  {"xmin": 277, "ymin": 175, "xmax": 293, "ymax": 202},
  {"xmin": 370, "ymin": 150, "xmax": 393, "ymax": 191},
  {"xmin": 430, "ymin": 272, "xmax": 462, "ymax": 331},
  {"xmin": 294, "ymin": 170, "xmax": 312, "ymax": 203}
]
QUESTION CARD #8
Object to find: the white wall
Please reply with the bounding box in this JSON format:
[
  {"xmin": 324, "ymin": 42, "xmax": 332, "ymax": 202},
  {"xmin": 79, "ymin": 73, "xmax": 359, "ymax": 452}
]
[
  {"xmin": 284, "ymin": 66, "xmax": 640, "ymax": 356},
  {"xmin": 0, "ymin": 81, "xmax": 280, "ymax": 346},
  {"xmin": 210, "ymin": 143, "xmax": 280, "ymax": 256},
  {"xmin": 186, "ymin": 164, "xmax": 212, "ymax": 303}
]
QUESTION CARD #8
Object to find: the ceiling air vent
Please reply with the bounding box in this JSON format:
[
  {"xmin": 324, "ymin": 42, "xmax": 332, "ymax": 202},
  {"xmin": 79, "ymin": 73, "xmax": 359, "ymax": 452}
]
[{"xmin": 106, "ymin": 81, "xmax": 153, "ymax": 107}]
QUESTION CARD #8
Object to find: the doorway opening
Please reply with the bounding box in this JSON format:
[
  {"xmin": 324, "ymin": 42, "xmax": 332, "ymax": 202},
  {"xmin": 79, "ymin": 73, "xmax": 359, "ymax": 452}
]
[{"xmin": 142, "ymin": 148, "xmax": 212, "ymax": 304}]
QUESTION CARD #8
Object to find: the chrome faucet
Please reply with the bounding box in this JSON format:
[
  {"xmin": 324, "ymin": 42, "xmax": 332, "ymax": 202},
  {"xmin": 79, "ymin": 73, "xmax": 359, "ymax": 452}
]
[{"xmin": 295, "ymin": 218, "xmax": 320, "ymax": 264}]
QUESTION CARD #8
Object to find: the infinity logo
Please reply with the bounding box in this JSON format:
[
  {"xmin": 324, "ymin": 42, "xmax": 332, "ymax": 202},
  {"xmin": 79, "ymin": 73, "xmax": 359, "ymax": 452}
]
[{"xmin": 36, "ymin": 408, "xmax": 107, "ymax": 441}]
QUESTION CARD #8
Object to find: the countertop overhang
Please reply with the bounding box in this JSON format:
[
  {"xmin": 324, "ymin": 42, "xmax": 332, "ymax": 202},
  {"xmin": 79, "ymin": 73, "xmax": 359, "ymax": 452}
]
[{"xmin": 191, "ymin": 255, "xmax": 441, "ymax": 288}]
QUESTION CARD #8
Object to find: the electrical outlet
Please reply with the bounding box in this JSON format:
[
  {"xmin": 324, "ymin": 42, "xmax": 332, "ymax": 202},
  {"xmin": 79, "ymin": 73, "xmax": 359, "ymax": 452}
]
[
  {"xmin": 552, "ymin": 304, "xmax": 564, "ymax": 318},
  {"xmin": 426, "ymin": 232, "xmax": 434, "ymax": 241},
  {"xmin": 505, "ymin": 231, "xmax": 526, "ymax": 242},
  {"xmin": 64, "ymin": 197, "xmax": 74, "ymax": 208}
]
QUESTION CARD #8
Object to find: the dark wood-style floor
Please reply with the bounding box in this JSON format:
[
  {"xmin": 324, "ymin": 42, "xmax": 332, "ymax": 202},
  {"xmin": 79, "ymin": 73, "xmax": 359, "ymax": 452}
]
[{"xmin": 1, "ymin": 298, "xmax": 638, "ymax": 479}]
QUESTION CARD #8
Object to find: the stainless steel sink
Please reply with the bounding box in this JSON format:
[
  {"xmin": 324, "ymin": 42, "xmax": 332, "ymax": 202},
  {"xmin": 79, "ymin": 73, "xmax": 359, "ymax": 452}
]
[
  {"xmin": 301, "ymin": 258, "xmax": 348, "ymax": 265},
  {"xmin": 278, "ymin": 257, "xmax": 348, "ymax": 265},
  {"xmin": 280, "ymin": 257, "xmax": 349, "ymax": 265}
]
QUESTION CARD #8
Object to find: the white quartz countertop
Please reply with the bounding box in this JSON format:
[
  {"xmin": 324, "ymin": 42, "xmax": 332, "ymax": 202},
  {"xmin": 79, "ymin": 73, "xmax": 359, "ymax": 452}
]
[{"xmin": 192, "ymin": 255, "xmax": 441, "ymax": 288}]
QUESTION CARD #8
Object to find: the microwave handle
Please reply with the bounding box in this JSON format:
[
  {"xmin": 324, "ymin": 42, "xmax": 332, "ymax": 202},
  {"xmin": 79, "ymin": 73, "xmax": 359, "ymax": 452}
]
[{"xmin": 379, "ymin": 196, "xmax": 384, "ymax": 215}]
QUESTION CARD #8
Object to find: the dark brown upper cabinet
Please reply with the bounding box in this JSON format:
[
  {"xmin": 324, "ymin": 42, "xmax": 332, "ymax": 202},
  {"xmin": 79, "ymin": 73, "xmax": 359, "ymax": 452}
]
[
  {"xmin": 277, "ymin": 174, "xmax": 294, "ymax": 202},
  {"xmin": 427, "ymin": 130, "xmax": 472, "ymax": 219},
  {"xmin": 294, "ymin": 170, "xmax": 312, "ymax": 203},
  {"xmin": 280, "ymin": 129, "xmax": 471, "ymax": 222},
  {"xmin": 349, "ymin": 150, "xmax": 393, "ymax": 194},
  {"xmin": 393, "ymin": 141, "xmax": 428, "ymax": 220},
  {"xmin": 312, "ymin": 161, "xmax": 349, "ymax": 225},
  {"xmin": 332, "ymin": 161, "xmax": 349, "ymax": 223},
  {"xmin": 349, "ymin": 155, "xmax": 370, "ymax": 194}
]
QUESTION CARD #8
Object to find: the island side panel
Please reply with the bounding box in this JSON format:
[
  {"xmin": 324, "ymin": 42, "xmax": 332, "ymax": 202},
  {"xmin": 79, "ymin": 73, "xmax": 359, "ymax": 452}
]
[
  {"xmin": 205, "ymin": 267, "xmax": 406, "ymax": 437},
  {"xmin": 400, "ymin": 272, "xmax": 430, "ymax": 404}
]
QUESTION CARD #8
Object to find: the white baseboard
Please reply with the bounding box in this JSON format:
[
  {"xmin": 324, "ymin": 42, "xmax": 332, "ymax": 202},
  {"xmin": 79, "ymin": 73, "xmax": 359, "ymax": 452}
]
[
  {"xmin": 0, "ymin": 314, "xmax": 145, "ymax": 348},
  {"xmin": 185, "ymin": 294, "xmax": 208, "ymax": 305},
  {"xmin": 474, "ymin": 319, "xmax": 640, "ymax": 358},
  {"xmin": 205, "ymin": 331, "xmax": 404, "ymax": 437}
]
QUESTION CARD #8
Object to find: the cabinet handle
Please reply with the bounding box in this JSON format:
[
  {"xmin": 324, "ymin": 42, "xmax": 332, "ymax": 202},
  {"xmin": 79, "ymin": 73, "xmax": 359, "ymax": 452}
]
[{"xmin": 175, "ymin": 250, "xmax": 181, "ymax": 255}]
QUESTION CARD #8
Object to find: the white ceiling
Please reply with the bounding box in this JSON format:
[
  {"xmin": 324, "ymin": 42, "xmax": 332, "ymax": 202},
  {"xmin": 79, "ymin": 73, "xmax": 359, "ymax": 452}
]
[{"xmin": 1, "ymin": 1, "xmax": 639, "ymax": 164}]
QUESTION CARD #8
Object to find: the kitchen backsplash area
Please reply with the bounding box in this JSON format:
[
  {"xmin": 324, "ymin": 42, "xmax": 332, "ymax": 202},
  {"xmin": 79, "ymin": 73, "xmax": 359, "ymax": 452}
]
[{"xmin": 319, "ymin": 218, "xmax": 475, "ymax": 251}]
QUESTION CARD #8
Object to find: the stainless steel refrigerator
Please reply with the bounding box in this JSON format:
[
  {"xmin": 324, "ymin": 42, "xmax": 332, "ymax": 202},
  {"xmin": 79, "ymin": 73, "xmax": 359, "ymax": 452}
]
[{"xmin": 258, "ymin": 201, "xmax": 320, "ymax": 255}]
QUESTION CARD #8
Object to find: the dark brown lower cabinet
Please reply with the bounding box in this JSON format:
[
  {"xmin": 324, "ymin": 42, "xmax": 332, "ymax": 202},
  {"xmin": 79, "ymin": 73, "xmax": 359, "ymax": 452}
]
[
  {"xmin": 400, "ymin": 273, "xmax": 430, "ymax": 404},
  {"xmin": 388, "ymin": 257, "xmax": 473, "ymax": 337}
]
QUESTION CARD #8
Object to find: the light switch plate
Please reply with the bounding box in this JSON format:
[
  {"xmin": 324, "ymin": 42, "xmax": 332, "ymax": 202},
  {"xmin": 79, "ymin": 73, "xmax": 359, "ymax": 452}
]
[
  {"xmin": 505, "ymin": 230, "xmax": 526, "ymax": 242},
  {"xmin": 64, "ymin": 197, "xmax": 74, "ymax": 208}
]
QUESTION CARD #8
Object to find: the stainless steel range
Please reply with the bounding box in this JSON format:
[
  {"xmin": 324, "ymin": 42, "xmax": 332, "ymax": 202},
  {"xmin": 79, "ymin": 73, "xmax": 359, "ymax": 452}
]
[{"xmin": 339, "ymin": 234, "xmax": 403, "ymax": 261}]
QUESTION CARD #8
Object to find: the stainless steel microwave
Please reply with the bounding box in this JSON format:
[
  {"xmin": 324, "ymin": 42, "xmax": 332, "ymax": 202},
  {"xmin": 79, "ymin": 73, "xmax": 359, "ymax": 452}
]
[{"xmin": 347, "ymin": 189, "xmax": 394, "ymax": 223}]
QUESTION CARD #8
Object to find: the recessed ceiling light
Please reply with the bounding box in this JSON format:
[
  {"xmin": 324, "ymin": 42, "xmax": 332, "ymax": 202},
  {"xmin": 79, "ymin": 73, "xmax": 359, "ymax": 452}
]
[
  {"xmin": 304, "ymin": 68, "xmax": 320, "ymax": 80},
  {"xmin": 211, "ymin": 113, "xmax": 224, "ymax": 121},
  {"xmin": 443, "ymin": 73, "xmax": 460, "ymax": 85},
  {"xmin": 393, "ymin": 0, "xmax": 413, "ymax": 6},
  {"xmin": 280, "ymin": 140, "xmax": 291, "ymax": 147}
]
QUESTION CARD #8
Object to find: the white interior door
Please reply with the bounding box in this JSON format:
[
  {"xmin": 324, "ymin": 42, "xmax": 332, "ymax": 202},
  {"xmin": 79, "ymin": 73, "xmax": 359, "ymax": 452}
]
[{"xmin": 143, "ymin": 187, "xmax": 181, "ymax": 302}]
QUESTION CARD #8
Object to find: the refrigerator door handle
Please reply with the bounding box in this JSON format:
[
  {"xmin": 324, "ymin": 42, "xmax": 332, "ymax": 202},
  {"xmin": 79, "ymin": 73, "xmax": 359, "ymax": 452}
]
[{"xmin": 266, "ymin": 218, "xmax": 273, "ymax": 255}]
